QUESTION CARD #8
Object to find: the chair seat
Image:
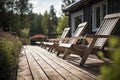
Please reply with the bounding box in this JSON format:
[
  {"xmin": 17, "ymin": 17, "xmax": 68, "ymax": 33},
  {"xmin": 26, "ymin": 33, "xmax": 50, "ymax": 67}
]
[
  {"xmin": 44, "ymin": 42, "xmax": 54, "ymax": 45},
  {"xmin": 59, "ymin": 43, "xmax": 72, "ymax": 48},
  {"xmin": 36, "ymin": 41, "xmax": 41, "ymax": 44}
]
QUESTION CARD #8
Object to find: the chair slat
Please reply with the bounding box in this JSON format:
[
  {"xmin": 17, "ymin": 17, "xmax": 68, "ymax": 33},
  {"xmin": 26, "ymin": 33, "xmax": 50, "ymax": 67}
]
[
  {"xmin": 94, "ymin": 18, "xmax": 119, "ymax": 48},
  {"xmin": 68, "ymin": 22, "xmax": 87, "ymax": 44},
  {"xmin": 61, "ymin": 28, "xmax": 70, "ymax": 38}
]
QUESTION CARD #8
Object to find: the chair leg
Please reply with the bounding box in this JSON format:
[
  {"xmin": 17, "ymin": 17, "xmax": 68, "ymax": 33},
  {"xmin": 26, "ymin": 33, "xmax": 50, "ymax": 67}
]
[
  {"xmin": 57, "ymin": 52, "xmax": 60, "ymax": 56},
  {"xmin": 63, "ymin": 49, "xmax": 70, "ymax": 59},
  {"xmin": 50, "ymin": 48, "xmax": 54, "ymax": 52},
  {"xmin": 44, "ymin": 45, "xmax": 47, "ymax": 49},
  {"xmin": 80, "ymin": 37, "xmax": 98, "ymax": 66},
  {"xmin": 79, "ymin": 48, "xmax": 91, "ymax": 66},
  {"xmin": 79, "ymin": 53, "xmax": 84, "ymax": 58},
  {"xmin": 48, "ymin": 46, "xmax": 52, "ymax": 52}
]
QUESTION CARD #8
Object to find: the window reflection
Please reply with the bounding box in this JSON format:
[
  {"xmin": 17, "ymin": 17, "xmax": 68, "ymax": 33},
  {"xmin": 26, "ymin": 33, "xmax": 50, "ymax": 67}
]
[{"xmin": 75, "ymin": 15, "xmax": 83, "ymax": 29}]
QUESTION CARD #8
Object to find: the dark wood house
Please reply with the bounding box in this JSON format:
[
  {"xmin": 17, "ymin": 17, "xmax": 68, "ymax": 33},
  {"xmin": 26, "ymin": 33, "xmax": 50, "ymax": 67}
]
[{"xmin": 64, "ymin": 0, "xmax": 120, "ymax": 36}]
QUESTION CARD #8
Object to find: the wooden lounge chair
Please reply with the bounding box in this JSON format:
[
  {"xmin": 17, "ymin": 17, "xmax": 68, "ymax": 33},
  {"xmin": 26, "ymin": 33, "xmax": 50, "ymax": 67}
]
[
  {"xmin": 61, "ymin": 13, "xmax": 120, "ymax": 66},
  {"xmin": 42, "ymin": 27, "xmax": 70, "ymax": 48},
  {"xmin": 51, "ymin": 22, "xmax": 87, "ymax": 55},
  {"xmin": 48, "ymin": 27, "xmax": 70, "ymax": 43}
]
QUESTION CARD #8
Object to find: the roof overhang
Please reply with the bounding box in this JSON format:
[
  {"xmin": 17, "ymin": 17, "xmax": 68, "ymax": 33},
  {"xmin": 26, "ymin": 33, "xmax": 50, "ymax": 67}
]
[{"xmin": 64, "ymin": 0, "xmax": 91, "ymax": 14}]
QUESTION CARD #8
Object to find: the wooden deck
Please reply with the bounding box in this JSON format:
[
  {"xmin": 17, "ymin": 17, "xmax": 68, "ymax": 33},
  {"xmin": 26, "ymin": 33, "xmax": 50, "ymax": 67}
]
[{"xmin": 17, "ymin": 45, "xmax": 103, "ymax": 80}]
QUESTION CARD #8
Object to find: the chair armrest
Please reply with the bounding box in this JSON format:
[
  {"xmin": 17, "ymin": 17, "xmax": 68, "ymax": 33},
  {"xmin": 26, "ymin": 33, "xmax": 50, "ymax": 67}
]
[
  {"xmin": 48, "ymin": 38, "xmax": 59, "ymax": 42},
  {"xmin": 86, "ymin": 34, "xmax": 109, "ymax": 38},
  {"xmin": 48, "ymin": 38, "xmax": 69, "ymax": 42},
  {"xmin": 70, "ymin": 36, "xmax": 91, "ymax": 45},
  {"xmin": 71, "ymin": 35, "xmax": 109, "ymax": 45},
  {"xmin": 71, "ymin": 36, "xmax": 87, "ymax": 39}
]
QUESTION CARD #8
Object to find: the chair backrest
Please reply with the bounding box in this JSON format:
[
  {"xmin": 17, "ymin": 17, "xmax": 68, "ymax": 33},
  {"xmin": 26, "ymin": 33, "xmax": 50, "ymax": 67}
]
[
  {"xmin": 60, "ymin": 27, "xmax": 70, "ymax": 38},
  {"xmin": 94, "ymin": 13, "xmax": 120, "ymax": 49},
  {"xmin": 68, "ymin": 22, "xmax": 87, "ymax": 44}
]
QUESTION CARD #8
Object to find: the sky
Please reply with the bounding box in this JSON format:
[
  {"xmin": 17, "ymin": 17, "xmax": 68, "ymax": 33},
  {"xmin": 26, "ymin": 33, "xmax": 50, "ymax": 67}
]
[{"xmin": 28, "ymin": 0, "xmax": 63, "ymax": 17}]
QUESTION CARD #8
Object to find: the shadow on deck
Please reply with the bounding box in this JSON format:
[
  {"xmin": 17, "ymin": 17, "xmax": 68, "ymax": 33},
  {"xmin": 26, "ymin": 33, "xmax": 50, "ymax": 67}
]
[
  {"xmin": 17, "ymin": 45, "xmax": 104, "ymax": 80},
  {"xmin": 58, "ymin": 52, "xmax": 104, "ymax": 76}
]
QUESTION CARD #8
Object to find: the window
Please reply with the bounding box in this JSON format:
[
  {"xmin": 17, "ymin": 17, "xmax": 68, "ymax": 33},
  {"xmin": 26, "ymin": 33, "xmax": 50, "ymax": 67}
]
[
  {"xmin": 96, "ymin": 6, "xmax": 100, "ymax": 28},
  {"xmin": 71, "ymin": 11, "xmax": 83, "ymax": 34},
  {"xmin": 92, "ymin": 0, "xmax": 107, "ymax": 32}
]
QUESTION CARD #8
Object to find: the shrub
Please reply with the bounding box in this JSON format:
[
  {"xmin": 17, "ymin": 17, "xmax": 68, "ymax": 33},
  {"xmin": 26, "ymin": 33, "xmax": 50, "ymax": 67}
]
[
  {"xmin": 0, "ymin": 30, "xmax": 22, "ymax": 80},
  {"xmin": 98, "ymin": 36, "xmax": 120, "ymax": 80}
]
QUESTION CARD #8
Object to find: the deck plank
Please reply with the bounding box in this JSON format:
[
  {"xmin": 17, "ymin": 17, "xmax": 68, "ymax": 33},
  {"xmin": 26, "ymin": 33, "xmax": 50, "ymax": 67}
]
[
  {"xmin": 28, "ymin": 47, "xmax": 80, "ymax": 80},
  {"xmin": 32, "ymin": 46, "xmax": 96, "ymax": 80},
  {"xmin": 27, "ymin": 46, "xmax": 65, "ymax": 80},
  {"xmin": 17, "ymin": 45, "xmax": 97, "ymax": 80},
  {"xmin": 25, "ymin": 47, "xmax": 49, "ymax": 80},
  {"xmin": 17, "ymin": 50, "xmax": 33, "ymax": 80}
]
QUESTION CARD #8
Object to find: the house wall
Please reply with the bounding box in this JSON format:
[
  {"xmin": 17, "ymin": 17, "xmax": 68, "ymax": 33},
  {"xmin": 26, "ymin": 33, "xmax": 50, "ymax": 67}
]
[
  {"xmin": 108, "ymin": 0, "xmax": 120, "ymax": 14},
  {"xmin": 107, "ymin": 0, "xmax": 120, "ymax": 36},
  {"xmin": 83, "ymin": 6, "xmax": 92, "ymax": 34},
  {"xmin": 68, "ymin": 2, "xmax": 88, "ymax": 36},
  {"xmin": 69, "ymin": 0, "xmax": 104, "ymax": 35},
  {"xmin": 68, "ymin": 0, "xmax": 120, "ymax": 36},
  {"xmin": 83, "ymin": 0, "xmax": 107, "ymax": 34}
]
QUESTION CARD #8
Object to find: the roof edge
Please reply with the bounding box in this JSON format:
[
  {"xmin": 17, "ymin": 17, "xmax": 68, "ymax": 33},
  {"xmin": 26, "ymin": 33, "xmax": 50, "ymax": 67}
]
[{"xmin": 64, "ymin": 0, "xmax": 91, "ymax": 12}]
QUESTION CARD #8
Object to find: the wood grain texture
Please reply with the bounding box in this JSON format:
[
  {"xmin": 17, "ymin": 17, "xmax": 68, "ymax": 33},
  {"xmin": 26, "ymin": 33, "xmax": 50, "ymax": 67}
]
[{"xmin": 17, "ymin": 45, "xmax": 97, "ymax": 80}]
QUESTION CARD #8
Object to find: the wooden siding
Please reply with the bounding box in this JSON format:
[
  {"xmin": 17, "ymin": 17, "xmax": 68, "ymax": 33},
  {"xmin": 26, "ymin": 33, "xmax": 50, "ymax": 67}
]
[
  {"xmin": 68, "ymin": 0, "xmax": 105, "ymax": 35},
  {"xmin": 107, "ymin": 0, "xmax": 120, "ymax": 36},
  {"xmin": 83, "ymin": 6, "xmax": 92, "ymax": 34},
  {"xmin": 67, "ymin": 0, "xmax": 120, "ymax": 35},
  {"xmin": 108, "ymin": 0, "xmax": 120, "ymax": 14}
]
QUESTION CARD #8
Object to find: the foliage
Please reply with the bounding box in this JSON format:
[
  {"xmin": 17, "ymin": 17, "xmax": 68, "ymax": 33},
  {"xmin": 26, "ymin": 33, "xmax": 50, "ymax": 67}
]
[
  {"xmin": 98, "ymin": 36, "xmax": 120, "ymax": 80},
  {"xmin": 41, "ymin": 11, "xmax": 50, "ymax": 34},
  {"xmin": 0, "ymin": 30, "xmax": 22, "ymax": 80},
  {"xmin": 20, "ymin": 28, "xmax": 31, "ymax": 45},
  {"xmin": 0, "ymin": 0, "xmax": 69, "ymax": 38},
  {"xmin": 0, "ymin": 0, "xmax": 73, "ymax": 39},
  {"xmin": 56, "ymin": 0, "xmax": 76, "ymax": 36},
  {"xmin": 49, "ymin": 5, "xmax": 58, "ymax": 34},
  {"xmin": 0, "ymin": 0, "xmax": 32, "ymax": 36},
  {"xmin": 15, "ymin": 0, "xmax": 31, "ymax": 14},
  {"xmin": 56, "ymin": 15, "xmax": 68, "ymax": 34},
  {"xmin": 29, "ymin": 6, "xmax": 58, "ymax": 35},
  {"xmin": 20, "ymin": 28, "xmax": 29, "ymax": 39},
  {"xmin": 29, "ymin": 13, "xmax": 43, "ymax": 35}
]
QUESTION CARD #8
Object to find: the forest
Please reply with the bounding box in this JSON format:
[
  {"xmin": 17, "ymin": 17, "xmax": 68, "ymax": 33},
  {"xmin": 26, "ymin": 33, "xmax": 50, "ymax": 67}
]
[{"xmin": 0, "ymin": 0, "xmax": 77, "ymax": 39}]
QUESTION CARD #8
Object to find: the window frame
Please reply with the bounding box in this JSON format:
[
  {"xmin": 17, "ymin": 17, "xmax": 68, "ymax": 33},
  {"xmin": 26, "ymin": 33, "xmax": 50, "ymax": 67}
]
[
  {"xmin": 71, "ymin": 10, "xmax": 83, "ymax": 34},
  {"xmin": 92, "ymin": 0, "xmax": 108, "ymax": 32}
]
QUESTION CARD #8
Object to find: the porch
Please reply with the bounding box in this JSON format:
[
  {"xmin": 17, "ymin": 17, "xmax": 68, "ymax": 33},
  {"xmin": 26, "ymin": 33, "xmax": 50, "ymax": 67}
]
[{"xmin": 17, "ymin": 45, "xmax": 104, "ymax": 80}]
